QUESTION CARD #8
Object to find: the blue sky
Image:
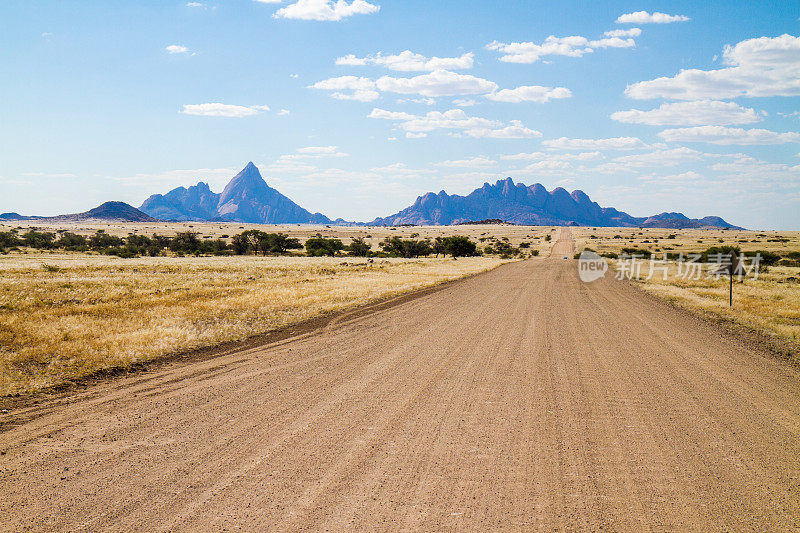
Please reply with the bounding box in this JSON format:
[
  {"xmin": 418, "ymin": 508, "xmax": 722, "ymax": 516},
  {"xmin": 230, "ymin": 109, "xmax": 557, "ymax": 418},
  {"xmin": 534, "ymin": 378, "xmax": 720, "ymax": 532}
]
[{"xmin": 1, "ymin": 0, "xmax": 799, "ymax": 228}]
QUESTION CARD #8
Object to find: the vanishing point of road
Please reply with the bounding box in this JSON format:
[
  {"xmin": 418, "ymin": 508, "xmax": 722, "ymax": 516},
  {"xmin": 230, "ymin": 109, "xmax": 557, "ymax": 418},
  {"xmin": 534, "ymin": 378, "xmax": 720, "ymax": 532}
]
[{"xmin": 2, "ymin": 229, "xmax": 799, "ymax": 530}]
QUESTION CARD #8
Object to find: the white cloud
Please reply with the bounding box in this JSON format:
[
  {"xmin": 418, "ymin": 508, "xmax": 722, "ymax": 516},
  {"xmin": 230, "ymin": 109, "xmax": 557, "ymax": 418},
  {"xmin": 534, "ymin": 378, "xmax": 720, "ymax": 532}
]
[
  {"xmin": 273, "ymin": 0, "xmax": 379, "ymax": 21},
  {"xmin": 309, "ymin": 76, "xmax": 379, "ymax": 101},
  {"xmin": 611, "ymin": 147, "xmax": 706, "ymax": 167},
  {"xmin": 436, "ymin": 156, "xmax": 497, "ymax": 168},
  {"xmin": 710, "ymin": 155, "xmax": 800, "ymax": 179},
  {"xmin": 376, "ymin": 69, "xmax": 498, "ymax": 97},
  {"xmin": 280, "ymin": 146, "xmax": 349, "ymax": 159},
  {"xmin": 616, "ymin": 11, "xmax": 690, "ymax": 24},
  {"xmin": 166, "ymin": 45, "xmax": 190, "ymax": 54},
  {"xmin": 639, "ymin": 170, "xmax": 705, "ymax": 183},
  {"xmin": 460, "ymin": 120, "xmax": 542, "ymax": 139},
  {"xmin": 278, "ymin": 109, "xmax": 291, "ymax": 115},
  {"xmin": 611, "ymin": 100, "xmax": 764, "ymax": 125},
  {"xmin": 290, "ymin": 73, "xmax": 299, "ymax": 78},
  {"xmin": 626, "ymin": 34, "xmax": 800, "ymax": 100},
  {"xmin": 336, "ymin": 50, "xmax": 474, "ymax": 71},
  {"xmin": 181, "ymin": 103, "xmax": 269, "ymax": 117},
  {"xmin": 486, "ymin": 31, "xmax": 637, "ymax": 64},
  {"xmin": 406, "ymin": 132, "xmax": 427, "ymax": 138},
  {"xmin": 486, "ymin": 85, "xmax": 572, "ymax": 103},
  {"xmin": 396, "ymin": 97, "xmax": 436, "ymax": 105},
  {"xmin": 500, "ymin": 151, "xmax": 602, "ymax": 161},
  {"xmin": 370, "ymin": 163, "xmax": 435, "ymax": 174},
  {"xmin": 254, "ymin": 0, "xmax": 282, "ymax": 3},
  {"xmin": 453, "ymin": 98, "xmax": 476, "ymax": 107},
  {"xmin": 543, "ymin": 136, "xmax": 647, "ymax": 150},
  {"xmin": 604, "ymin": 28, "xmax": 642, "ymax": 38},
  {"xmin": 368, "ymin": 107, "xmax": 541, "ymax": 139},
  {"xmin": 658, "ymin": 125, "xmax": 800, "ymax": 145},
  {"xmin": 186, "ymin": 2, "xmax": 203, "ymax": 6}
]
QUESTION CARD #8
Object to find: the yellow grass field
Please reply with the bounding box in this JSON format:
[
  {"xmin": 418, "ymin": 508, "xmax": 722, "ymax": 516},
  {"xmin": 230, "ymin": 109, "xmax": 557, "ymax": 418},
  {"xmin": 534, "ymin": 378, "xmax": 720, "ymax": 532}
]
[
  {"xmin": 570, "ymin": 226, "xmax": 800, "ymax": 359},
  {"xmin": 0, "ymin": 253, "xmax": 510, "ymax": 395}
]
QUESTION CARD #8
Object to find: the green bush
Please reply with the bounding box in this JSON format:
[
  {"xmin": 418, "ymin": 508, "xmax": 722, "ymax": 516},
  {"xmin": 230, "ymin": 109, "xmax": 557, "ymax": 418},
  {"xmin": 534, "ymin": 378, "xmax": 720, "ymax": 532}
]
[
  {"xmin": 305, "ymin": 236, "xmax": 344, "ymax": 256},
  {"xmin": 347, "ymin": 237, "xmax": 371, "ymax": 257}
]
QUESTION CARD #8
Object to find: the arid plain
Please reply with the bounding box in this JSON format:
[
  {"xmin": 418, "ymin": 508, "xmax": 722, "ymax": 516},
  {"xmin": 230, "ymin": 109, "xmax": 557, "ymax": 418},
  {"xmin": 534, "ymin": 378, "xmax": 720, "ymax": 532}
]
[{"xmin": 1, "ymin": 223, "xmax": 799, "ymax": 530}]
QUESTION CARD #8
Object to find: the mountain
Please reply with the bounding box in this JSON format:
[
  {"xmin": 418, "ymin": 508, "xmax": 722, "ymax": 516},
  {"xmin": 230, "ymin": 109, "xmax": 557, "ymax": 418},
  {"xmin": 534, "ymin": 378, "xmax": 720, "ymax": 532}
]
[
  {"xmin": 46, "ymin": 201, "xmax": 158, "ymax": 222},
  {"xmin": 1, "ymin": 202, "xmax": 157, "ymax": 223},
  {"xmin": 371, "ymin": 178, "xmax": 741, "ymax": 229},
  {"xmin": 139, "ymin": 162, "xmax": 331, "ymax": 224},
  {"xmin": 139, "ymin": 182, "xmax": 220, "ymax": 221}
]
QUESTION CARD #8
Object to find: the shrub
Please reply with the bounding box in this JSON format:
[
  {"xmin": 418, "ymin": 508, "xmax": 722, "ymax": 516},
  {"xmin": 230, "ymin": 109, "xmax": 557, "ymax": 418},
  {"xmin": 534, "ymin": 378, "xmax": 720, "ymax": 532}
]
[
  {"xmin": 22, "ymin": 230, "xmax": 56, "ymax": 249},
  {"xmin": 442, "ymin": 235, "xmax": 477, "ymax": 257},
  {"xmin": 305, "ymin": 237, "xmax": 344, "ymax": 256},
  {"xmin": 347, "ymin": 237, "xmax": 371, "ymax": 257},
  {"xmin": 380, "ymin": 237, "xmax": 432, "ymax": 258}
]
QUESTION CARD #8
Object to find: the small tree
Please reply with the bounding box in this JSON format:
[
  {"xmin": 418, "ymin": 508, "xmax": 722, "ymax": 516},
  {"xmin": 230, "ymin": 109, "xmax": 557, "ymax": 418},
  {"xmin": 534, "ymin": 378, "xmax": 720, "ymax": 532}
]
[
  {"xmin": 305, "ymin": 236, "xmax": 344, "ymax": 256},
  {"xmin": 443, "ymin": 236, "xmax": 477, "ymax": 257},
  {"xmin": 347, "ymin": 237, "xmax": 371, "ymax": 257}
]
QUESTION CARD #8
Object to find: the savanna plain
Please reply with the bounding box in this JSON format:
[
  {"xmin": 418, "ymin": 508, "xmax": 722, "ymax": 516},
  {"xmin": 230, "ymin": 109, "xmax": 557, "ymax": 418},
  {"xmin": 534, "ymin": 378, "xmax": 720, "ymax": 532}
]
[{"xmin": 2, "ymin": 222, "xmax": 800, "ymax": 397}]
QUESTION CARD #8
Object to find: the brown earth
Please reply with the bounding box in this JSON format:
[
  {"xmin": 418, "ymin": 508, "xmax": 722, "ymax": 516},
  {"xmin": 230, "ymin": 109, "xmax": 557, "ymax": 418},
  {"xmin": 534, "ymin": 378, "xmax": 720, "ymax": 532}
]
[{"xmin": 1, "ymin": 230, "xmax": 799, "ymax": 531}]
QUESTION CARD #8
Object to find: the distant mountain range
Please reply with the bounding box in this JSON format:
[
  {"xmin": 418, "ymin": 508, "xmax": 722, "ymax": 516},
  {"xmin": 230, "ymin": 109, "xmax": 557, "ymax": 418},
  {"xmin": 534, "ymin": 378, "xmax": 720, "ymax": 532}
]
[
  {"xmin": 371, "ymin": 177, "xmax": 740, "ymax": 229},
  {"xmin": 2, "ymin": 163, "xmax": 741, "ymax": 229}
]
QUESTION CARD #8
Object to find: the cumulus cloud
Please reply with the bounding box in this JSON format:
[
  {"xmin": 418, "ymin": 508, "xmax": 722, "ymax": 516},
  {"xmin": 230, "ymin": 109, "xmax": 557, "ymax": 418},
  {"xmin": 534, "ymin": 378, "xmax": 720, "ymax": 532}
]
[
  {"xmin": 603, "ymin": 148, "xmax": 706, "ymax": 171},
  {"xmin": 181, "ymin": 103, "xmax": 269, "ymax": 117},
  {"xmin": 368, "ymin": 107, "xmax": 541, "ymax": 138},
  {"xmin": 543, "ymin": 136, "xmax": 647, "ymax": 150},
  {"xmin": 273, "ymin": 0, "xmax": 379, "ymax": 21},
  {"xmin": 166, "ymin": 45, "xmax": 190, "ymax": 54},
  {"xmin": 616, "ymin": 11, "xmax": 690, "ymax": 24},
  {"xmin": 626, "ymin": 34, "xmax": 800, "ymax": 100},
  {"xmin": 336, "ymin": 50, "xmax": 474, "ymax": 71},
  {"xmin": 376, "ymin": 69, "xmax": 498, "ymax": 97},
  {"xmin": 658, "ymin": 126, "xmax": 800, "ymax": 145},
  {"xmin": 486, "ymin": 85, "xmax": 572, "ymax": 103},
  {"xmin": 370, "ymin": 163, "xmax": 435, "ymax": 174},
  {"xmin": 710, "ymin": 154, "xmax": 800, "ymax": 179},
  {"xmin": 604, "ymin": 28, "xmax": 642, "ymax": 38},
  {"xmin": 308, "ymin": 76, "xmax": 379, "ymax": 101},
  {"xmin": 436, "ymin": 156, "xmax": 498, "ymax": 168},
  {"xmin": 486, "ymin": 31, "xmax": 638, "ymax": 64},
  {"xmin": 611, "ymin": 100, "xmax": 764, "ymax": 125},
  {"xmin": 280, "ymin": 146, "xmax": 349, "ymax": 159},
  {"xmin": 453, "ymin": 98, "xmax": 476, "ymax": 107},
  {"xmin": 500, "ymin": 151, "xmax": 602, "ymax": 161}
]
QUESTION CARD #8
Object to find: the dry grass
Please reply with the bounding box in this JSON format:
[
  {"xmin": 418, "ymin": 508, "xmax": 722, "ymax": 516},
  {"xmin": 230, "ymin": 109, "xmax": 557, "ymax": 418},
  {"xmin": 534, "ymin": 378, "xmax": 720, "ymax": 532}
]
[
  {"xmin": 571, "ymin": 226, "xmax": 800, "ymax": 257},
  {"xmin": 610, "ymin": 260, "xmax": 800, "ymax": 360},
  {"xmin": 0, "ymin": 254, "xmax": 510, "ymax": 395}
]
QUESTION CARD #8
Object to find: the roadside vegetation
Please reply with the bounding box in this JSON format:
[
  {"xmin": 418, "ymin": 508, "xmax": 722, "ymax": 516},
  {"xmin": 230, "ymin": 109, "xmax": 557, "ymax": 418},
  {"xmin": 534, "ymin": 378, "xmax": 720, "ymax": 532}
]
[{"xmin": 571, "ymin": 227, "xmax": 800, "ymax": 359}]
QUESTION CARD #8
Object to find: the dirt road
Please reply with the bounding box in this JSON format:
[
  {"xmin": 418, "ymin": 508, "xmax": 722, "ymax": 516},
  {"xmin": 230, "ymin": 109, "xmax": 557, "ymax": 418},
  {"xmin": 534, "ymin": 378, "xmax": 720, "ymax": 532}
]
[{"xmin": 2, "ymin": 230, "xmax": 799, "ymax": 530}]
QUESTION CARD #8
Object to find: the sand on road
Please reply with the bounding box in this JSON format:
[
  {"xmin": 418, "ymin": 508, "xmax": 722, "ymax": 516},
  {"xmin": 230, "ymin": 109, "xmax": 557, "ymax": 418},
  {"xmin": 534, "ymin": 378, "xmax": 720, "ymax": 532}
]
[{"xmin": 1, "ymin": 230, "xmax": 799, "ymax": 530}]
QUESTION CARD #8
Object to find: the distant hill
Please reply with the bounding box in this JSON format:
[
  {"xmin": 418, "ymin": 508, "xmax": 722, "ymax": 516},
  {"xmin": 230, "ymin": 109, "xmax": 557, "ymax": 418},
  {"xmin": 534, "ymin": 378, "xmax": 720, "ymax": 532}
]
[
  {"xmin": 0, "ymin": 202, "xmax": 156, "ymax": 223},
  {"xmin": 140, "ymin": 162, "xmax": 331, "ymax": 224},
  {"xmin": 49, "ymin": 202, "xmax": 157, "ymax": 222},
  {"xmin": 370, "ymin": 178, "xmax": 741, "ymax": 229}
]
